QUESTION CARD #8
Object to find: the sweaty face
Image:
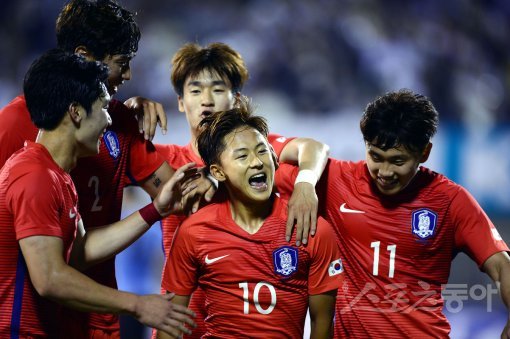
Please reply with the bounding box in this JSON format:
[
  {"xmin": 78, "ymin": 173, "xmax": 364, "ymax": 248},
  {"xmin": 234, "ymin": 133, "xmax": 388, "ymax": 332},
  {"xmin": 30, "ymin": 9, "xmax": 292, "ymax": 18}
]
[
  {"xmin": 178, "ymin": 69, "xmax": 236, "ymax": 138},
  {"xmin": 101, "ymin": 54, "xmax": 133, "ymax": 95},
  {"xmin": 213, "ymin": 127, "xmax": 275, "ymax": 204},
  {"xmin": 365, "ymin": 143, "xmax": 426, "ymax": 195},
  {"xmin": 76, "ymin": 85, "xmax": 112, "ymax": 156}
]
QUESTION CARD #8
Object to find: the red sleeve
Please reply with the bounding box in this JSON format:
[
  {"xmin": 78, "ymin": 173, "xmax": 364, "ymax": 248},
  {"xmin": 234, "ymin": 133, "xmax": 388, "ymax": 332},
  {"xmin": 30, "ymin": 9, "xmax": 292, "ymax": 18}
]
[
  {"xmin": 307, "ymin": 217, "xmax": 343, "ymax": 295},
  {"xmin": 128, "ymin": 136, "xmax": 165, "ymax": 182},
  {"xmin": 161, "ymin": 222, "xmax": 199, "ymax": 295},
  {"xmin": 0, "ymin": 97, "xmax": 38, "ymax": 168},
  {"xmin": 155, "ymin": 144, "xmax": 178, "ymax": 168},
  {"xmin": 7, "ymin": 169, "xmax": 64, "ymax": 240},
  {"xmin": 267, "ymin": 133, "xmax": 295, "ymax": 158},
  {"xmin": 274, "ymin": 163, "xmax": 299, "ymax": 200},
  {"xmin": 452, "ymin": 186, "xmax": 509, "ymax": 266}
]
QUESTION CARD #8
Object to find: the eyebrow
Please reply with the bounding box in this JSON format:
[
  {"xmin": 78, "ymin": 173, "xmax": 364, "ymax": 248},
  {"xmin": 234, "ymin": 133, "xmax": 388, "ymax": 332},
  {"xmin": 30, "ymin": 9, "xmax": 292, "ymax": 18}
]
[
  {"xmin": 187, "ymin": 80, "xmax": 227, "ymax": 87},
  {"xmin": 232, "ymin": 142, "xmax": 266, "ymax": 153}
]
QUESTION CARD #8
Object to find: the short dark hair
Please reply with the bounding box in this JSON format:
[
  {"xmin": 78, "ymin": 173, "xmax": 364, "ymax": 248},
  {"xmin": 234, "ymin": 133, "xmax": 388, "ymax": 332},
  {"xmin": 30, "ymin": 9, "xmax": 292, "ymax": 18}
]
[
  {"xmin": 171, "ymin": 42, "xmax": 249, "ymax": 97},
  {"xmin": 24, "ymin": 49, "xmax": 109, "ymax": 130},
  {"xmin": 360, "ymin": 89, "xmax": 439, "ymax": 153},
  {"xmin": 197, "ymin": 97, "xmax": 268, "ymax": 167},
  {"xmin": 56, "ymin": 0, "xmax": 140, "ymax": 60}
]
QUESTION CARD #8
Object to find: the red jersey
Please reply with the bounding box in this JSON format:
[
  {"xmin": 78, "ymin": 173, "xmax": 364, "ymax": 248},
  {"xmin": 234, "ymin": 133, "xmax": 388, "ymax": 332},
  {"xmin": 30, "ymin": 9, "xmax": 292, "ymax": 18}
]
[
  {"xmin": 155, "ymin": 134, "xmax": 294, "ymax": 339},
  {"xmin": 0, "ymin": 142, "xmax": 79, "ymax": 338},
  {"xmin": 0, "ymin": 96, "xmax": 165, "ymax": 333},
  {"xmin": 162, "ymin": 196, "xmax": 342, "ymax": 338},
  {"xmin": 275, "ymin": 160, "xmax": 509, "ymax": 338},
  {"xmin": 0, "ymin": 95, "xmax": 38, "ymax": 168}
]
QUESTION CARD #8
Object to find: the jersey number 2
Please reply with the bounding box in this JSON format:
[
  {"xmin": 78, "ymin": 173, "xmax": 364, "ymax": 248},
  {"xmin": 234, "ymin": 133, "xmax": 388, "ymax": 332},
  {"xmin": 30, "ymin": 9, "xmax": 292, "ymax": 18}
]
[
  {"xmin": 238, "ymin": 282, "xmax": 276, "ymax": 315},
  {"xmin": 88, "ymin": 176, "xmax": 103, "ymax": 212},
  {"xmin": 370, "ymin": 241, "xmax": 396, "ymax": 278}
]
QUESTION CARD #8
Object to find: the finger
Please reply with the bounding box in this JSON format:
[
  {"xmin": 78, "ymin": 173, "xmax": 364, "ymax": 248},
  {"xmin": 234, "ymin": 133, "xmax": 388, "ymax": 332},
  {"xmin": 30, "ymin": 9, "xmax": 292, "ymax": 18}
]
[
  {"xmin": 295, "ymin": 212, "xmax": 304, "ymax": 246},
  {"xmin": 204, "ymin": 184, "xmax": 216, "ymax": 202},
  {"xmin": 192, "ymin": 199, "xmax": 200, "ymax": 214},
  {"xmin": 301, "ymin": 212, "xmax": 310, "ymax": 245},
  {"xmin": 164, "ymin": 292, "xmax": 176, "ymax": 300},
  {"xmin": 181, "ymin": 183, "xmax": 198, "ymax": 197},
  {"xmin": 148, "ymin": 102, "xmax": 158, "ymax": 141},
  {"xmin": 156, "ymin": 102, "xmax": 168, "ymax": 135},
  {"xmin": 310, "ymin": 207, "xmax": 318, "ymax": 237},
  {"xmin": 285, "ymin": 209, "xmax": 295, "ymax": 242}
]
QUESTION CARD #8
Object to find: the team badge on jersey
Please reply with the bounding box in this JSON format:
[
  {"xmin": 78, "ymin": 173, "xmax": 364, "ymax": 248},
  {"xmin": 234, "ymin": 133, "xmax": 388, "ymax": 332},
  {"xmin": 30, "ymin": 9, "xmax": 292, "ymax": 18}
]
[
  {"xmin": 411, "ymin": 208, "xmax": 437, "ymax": 239},
  {"xmin": 103, "ymin": 131, "xmax": 121, "ymax": 160},
  {"xmin": 273, "ymin": 246, "xmax": 298, "ymax": 277}
]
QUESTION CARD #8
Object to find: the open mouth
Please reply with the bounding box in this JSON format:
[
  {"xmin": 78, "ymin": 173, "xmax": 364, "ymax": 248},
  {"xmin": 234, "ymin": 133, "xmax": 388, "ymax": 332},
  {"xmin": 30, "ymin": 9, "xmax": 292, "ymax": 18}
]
[
  {"xmin": 377, "ymin": 177, "xmax": 398, "ymax": 189},
  {"xmin": 201, "ymin": 110, "xmax": 213, "ymax": 118},
  {"xmin": 248, "ymin": 173, "xmax": 268, "ymax": 190}
]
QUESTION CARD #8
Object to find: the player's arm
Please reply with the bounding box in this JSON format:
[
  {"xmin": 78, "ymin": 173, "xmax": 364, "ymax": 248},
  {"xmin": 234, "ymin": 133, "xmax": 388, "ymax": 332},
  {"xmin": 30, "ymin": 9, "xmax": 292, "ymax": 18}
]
[
  {"xmin": 482, "ymin": 251, "xmax": 510, "ymax": 338},
  {"xmin": 157, "ymin": 294, "xmax": 192, "ymax": 339},
  {"xmin": 124, "ymin": 96, "xmax": 167, "ymax": 141},
  {"xmin": 278, "ymin": 137, "xmax": 330, "ymax": 246},
  {"xmin": 19, "ymin": 235, "xmax": 195, "ymax": 336},
  {"xmin": 71, "ymin": 163, "xmax": 198, "ymax": 269},
  {"xmin": 140, "ymin": 160, "xmax": 216, "ymax": 214},
  {"xmin": 309, "ymin": 290, "xmax": 337, "ymax": 339}
]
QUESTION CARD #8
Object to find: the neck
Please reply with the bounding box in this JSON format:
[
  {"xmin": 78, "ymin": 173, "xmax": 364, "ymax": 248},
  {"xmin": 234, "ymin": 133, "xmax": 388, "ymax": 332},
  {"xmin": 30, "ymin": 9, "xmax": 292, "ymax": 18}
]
[
  {"xmin": 36, "ymin": 129, "xmax": 78, "ymax": 172},
  {"xmin": 228, "ymin": 196, "xmax": 274, "ymax": 235}
]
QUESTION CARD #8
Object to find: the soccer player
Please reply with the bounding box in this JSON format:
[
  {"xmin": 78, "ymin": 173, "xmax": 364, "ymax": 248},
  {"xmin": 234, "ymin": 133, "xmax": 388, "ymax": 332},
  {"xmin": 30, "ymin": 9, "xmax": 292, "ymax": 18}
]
[
  {"xmin": 0, "ymin": 50, "xmax": 196, "ymax": 339},
  {"xmin": 0, "ymin": 1, "xmax": 213, "ymax": 337},
  {"xmin": 155, "ymin": 42, "xmax": 330, "ymax": 337},
  {"xmin": 275, "ymin": 89, "xmax": 510, "ymax": 338},
  {"xmin": 157, "ymin": 100, "xmax": 342, "ymax": 339}
]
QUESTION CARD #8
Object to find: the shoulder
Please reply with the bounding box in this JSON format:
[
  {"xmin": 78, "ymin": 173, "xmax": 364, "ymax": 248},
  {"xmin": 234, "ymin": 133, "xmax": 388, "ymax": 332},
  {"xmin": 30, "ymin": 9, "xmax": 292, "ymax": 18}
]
[
  {"xmin": 155, "ymin": 143, "xmax": 181, "ymax": 159},
  {"xmin": 0, "ymin": 96, "xmax": 32, "ymax": 128},
  {"xmin": 107, "ymin": 99, "xmax": 138, "ymax": 131},
  {"xmin": 181, "ymin": 202, "xmax": 225, "ymax": 228}
]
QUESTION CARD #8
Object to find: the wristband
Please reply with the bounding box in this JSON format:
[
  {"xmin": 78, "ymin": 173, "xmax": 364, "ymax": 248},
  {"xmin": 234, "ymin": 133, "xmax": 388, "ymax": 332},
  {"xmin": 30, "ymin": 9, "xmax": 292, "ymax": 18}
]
[
  {"xmin": 294, "ymin": 169, "xmax": 318, "ymax": 186},
  {"xmin": 139, "ymin": 203, "xmax": 162, "ymax": 225}
]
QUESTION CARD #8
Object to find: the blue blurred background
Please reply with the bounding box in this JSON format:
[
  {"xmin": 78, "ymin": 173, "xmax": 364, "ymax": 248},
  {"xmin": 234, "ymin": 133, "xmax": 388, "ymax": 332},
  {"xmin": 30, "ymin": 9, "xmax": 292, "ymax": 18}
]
[{"xmin": 1, "ymin": 0, "xmax": 510, "ymax": 338}]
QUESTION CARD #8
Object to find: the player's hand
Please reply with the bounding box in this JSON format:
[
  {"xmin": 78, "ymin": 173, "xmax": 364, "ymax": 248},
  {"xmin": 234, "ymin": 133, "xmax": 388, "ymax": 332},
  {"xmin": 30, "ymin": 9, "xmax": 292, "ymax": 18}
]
[
  {"xmin": 154, "ymin": 163, "xmax": 200, "ymax": 216},
  {"xmin": 124, "ymin": 96, "xmax": 168, "ymax": 141},
  {"xmin": 502, "ymin": 318, "xmax": 510, "ymax": 338},
  {"xmin": 285, "ymin": 182, "xmax": 318, "ymax": 246},
  {"xmin": 181, "ymin": 167, "xmax": 218, "ymax": 215},
  {"xmin": 134, "ymin": 293, "xmax": 195, "ymax": 337}
]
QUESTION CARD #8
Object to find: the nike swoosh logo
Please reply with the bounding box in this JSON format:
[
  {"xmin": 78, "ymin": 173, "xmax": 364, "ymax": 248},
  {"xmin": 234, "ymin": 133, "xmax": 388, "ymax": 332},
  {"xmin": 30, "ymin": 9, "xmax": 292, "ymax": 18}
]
[
  {"xmin": 205, "ymin": 254, "xmax": 230, "ymax": 265},
  {"xmin": 69, "ymin": 208, "xmax": 76, "ymax": 219},
  {"xmin": 339, "ymin": 203, "xmax": 365, "ymax": 214}
]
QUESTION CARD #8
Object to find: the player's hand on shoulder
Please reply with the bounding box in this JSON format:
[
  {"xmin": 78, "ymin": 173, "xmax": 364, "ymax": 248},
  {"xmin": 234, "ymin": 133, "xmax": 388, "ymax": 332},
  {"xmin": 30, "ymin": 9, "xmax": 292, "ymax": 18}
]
[
  {"xmin": 124, "ymin": 96, "xmax": 168, "ymax": 141},
  {"xmin": 285, "ymin": 182, "xmax": 318, "ymax": 246},
  {"xmin": 134, "ymin": 293, "xmax": 195, "ymax": 338},
  {"xmin": 181, "ymin": 167, "xmax": 218, "ymax": 215}
]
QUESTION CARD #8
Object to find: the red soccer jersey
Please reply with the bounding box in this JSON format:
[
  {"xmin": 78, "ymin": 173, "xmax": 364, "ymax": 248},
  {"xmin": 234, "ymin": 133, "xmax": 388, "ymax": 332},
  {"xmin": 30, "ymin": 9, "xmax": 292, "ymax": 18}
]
[
  {"xmin": 275, "ymin": 160, "xmax": 509, "ymax": 338},
  {"xmin": 0, "ymin": 95, "xmax": 38, "ymax": 168},
  {"xmin": 68, "ymin": 100, "xmax": 165, "ymax": 332},
  {"xmin": 162, "ymin": 196, "xmax": 343, "ymax": 338},
  {"xmin": 155, "ymin": 134, "xmax": 294, "ymax": 339},
  {"xmin": 0, "ymin": 142, "xmax": 79, "ymax": 338},
  {"xmin": 0, "ymin": 96, "xmax": 165, "ymax": 333}
]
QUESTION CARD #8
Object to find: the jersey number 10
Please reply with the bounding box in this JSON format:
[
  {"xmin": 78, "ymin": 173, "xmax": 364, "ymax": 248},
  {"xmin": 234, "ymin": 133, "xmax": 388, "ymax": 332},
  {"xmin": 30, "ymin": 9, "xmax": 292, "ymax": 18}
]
[{"xmin": 238, "ymin": 282, "xmax": 276, "ymax": 315}]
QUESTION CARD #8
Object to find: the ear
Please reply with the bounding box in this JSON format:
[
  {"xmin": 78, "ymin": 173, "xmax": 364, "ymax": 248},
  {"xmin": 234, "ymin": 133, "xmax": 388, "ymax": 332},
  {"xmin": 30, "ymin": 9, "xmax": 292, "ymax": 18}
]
[
  {"xmin": 68, "ymin": 103, "xmax": 83, "ymax": 125},
  {"xmin": 269, "ymin": 144, "xmax": 279, "ymax": 170},
  {"xmin": 209, "ymin": 164, "xmax": 226, "ymax": 182},
  {"xmin": 420, "ymin": 143, "xmax": 432, "ymax": 163},
  {"xmin": 178, "ymin": 95, "xmax": 185, "ymax": 113},
  {"xmin": 74, "ymin": 46, "xmax": 94, "ymax": 61}
]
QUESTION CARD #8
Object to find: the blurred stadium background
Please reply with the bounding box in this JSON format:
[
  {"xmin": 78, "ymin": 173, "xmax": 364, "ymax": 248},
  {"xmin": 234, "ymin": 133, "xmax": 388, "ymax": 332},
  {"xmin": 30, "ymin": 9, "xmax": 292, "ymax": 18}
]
[{"xmin": 1, "ymin": 0, "xmax": 509, "ymax": 338}]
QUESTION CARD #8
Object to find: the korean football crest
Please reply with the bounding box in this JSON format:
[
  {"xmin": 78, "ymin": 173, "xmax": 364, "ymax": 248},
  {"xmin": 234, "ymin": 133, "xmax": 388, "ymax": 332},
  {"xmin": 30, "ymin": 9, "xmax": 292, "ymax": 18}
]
[
  {"xmin": 273, "ymin": 246, "xmax": 298, "ymax": 277},
  {"xmin": 103, "ymin": 131, "xmax": 121, "ymax": 160},
  {"xmin": 411, "ymin": 208, "xmax": 437, "ymax": 239}
]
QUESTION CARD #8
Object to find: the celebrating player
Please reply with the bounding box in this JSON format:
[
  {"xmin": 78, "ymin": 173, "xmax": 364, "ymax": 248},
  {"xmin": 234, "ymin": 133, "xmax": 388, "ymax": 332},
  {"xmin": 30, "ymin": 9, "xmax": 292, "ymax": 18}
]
[
  {"xmin": 155, "ymin": 42, "xmax": 330, "ymax": 337},
  {"xmin": 0, "ymin": 50, "xmax": 196, "ymax": 339},
  {"xmin": 275, "ymin": 89, "xmax": 510, "ymax": 338},
  {"xmin": 157, "ymin": 99, "xmax": 342, "ymax": 338}
]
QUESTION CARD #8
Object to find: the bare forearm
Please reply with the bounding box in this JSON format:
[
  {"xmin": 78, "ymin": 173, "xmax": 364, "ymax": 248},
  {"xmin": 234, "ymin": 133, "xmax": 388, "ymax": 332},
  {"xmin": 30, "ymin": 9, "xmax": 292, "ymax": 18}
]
[
  {"xmin": 73, "ymin": 211, "xmax": 151, "ymax": 269},
  {"xmin": 279, "ymin": 138, "xmax": 330, "ymax": 178},
  {"xmin": 309, "ymin": 292, "xmax": 336, "ymax": 339}
]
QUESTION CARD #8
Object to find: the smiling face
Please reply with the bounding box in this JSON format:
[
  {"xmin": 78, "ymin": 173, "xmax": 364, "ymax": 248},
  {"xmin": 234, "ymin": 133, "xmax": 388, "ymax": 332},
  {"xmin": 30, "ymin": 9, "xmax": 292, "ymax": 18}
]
[
  {"xmin": 365, "ymin": 142, "xmax": 431, "ymax": 195},
  {"xmin": 178, "ymin": 69, "xmax": 236, "ymax": 139},
  {"xmin": 211, "ymin": 127, "xmax": 275, "ymax": 205},
  {"xmin": 101, "ymin": 53, "xmax": 133, "ymax": 95},
  {"xmin": 75, "ymin": 84, "xmax": 112, "ymax": 156}
]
